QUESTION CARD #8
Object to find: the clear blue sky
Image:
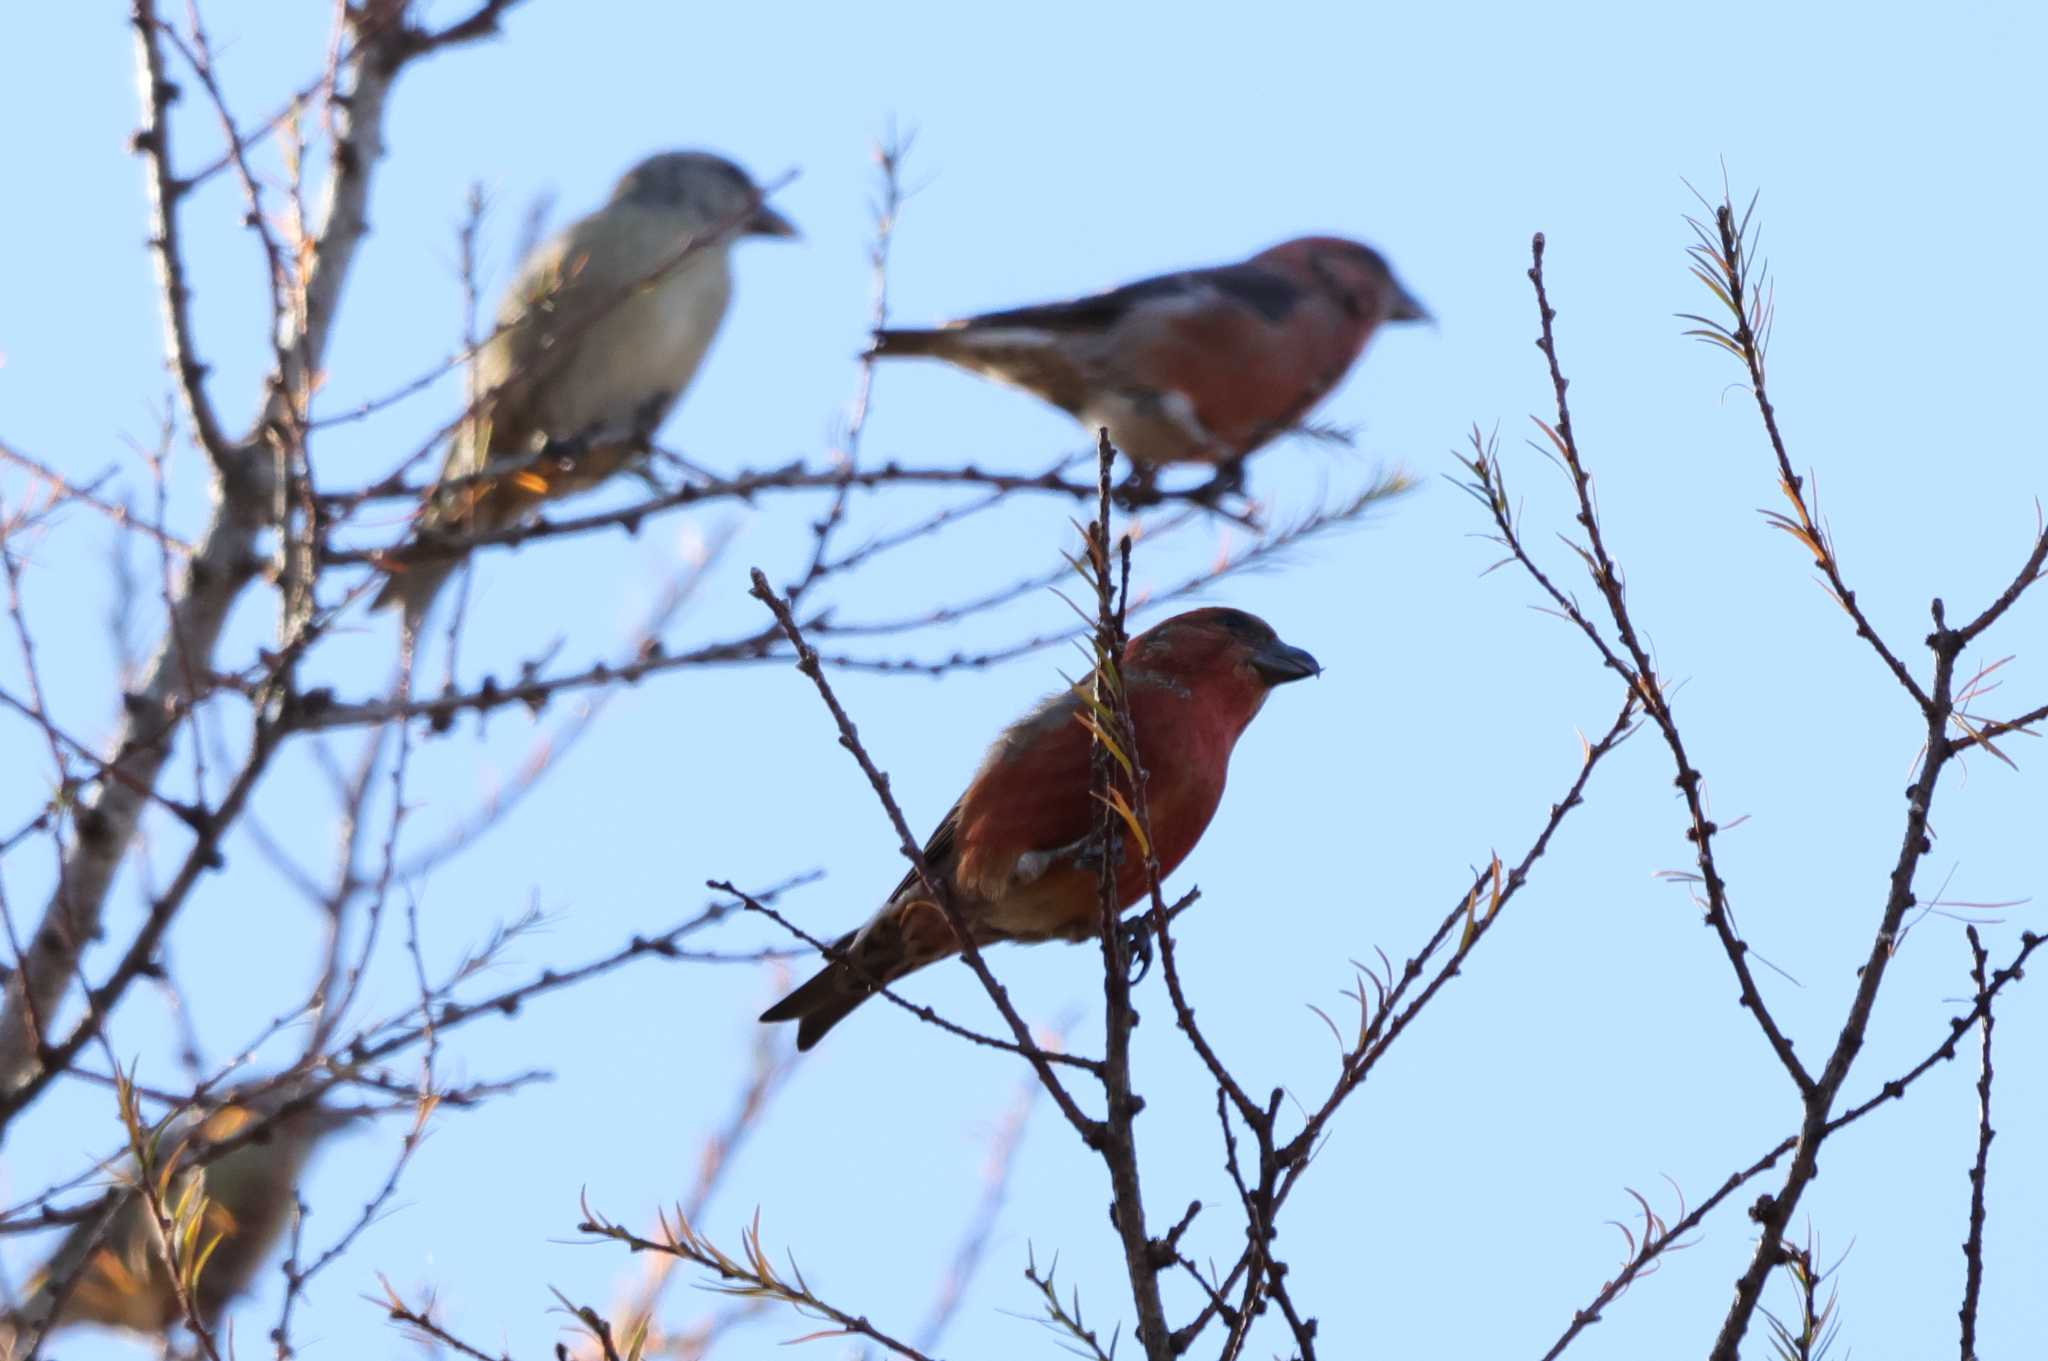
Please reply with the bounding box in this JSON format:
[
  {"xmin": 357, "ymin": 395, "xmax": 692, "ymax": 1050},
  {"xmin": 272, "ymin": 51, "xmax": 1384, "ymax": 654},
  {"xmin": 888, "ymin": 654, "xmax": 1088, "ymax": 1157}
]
[{"xmin": 3, "ymin": 2, "xmax": 2044, "ymax": 1358}]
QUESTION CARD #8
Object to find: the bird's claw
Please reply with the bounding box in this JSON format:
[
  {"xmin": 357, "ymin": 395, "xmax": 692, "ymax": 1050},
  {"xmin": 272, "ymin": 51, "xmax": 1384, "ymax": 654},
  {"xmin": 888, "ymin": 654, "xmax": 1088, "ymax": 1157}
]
[
  {"xmin": 1119, "ymin": 914, "xmax": 1155, "ymax": 985},
  {"xmin": 1113, "ymin": 469, "xmax": 1164, "ymax": 510},
  {"xmin": 1071, "ymin": 832, "xmax": 1109, "ymax": 872}
]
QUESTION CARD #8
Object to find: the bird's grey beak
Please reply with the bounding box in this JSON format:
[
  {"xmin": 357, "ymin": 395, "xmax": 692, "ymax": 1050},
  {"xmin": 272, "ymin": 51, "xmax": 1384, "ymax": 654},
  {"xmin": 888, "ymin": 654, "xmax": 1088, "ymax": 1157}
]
[
  {"xmin": 747, "ymin": 203, "xmax": 799, "ymax": 239},
  {"xmin": 1251, "ymin": 639, "xmax": 1321, "ymax": 686},
  {"xmin": 1387, "ymin": 282, "xmax": 1430, "ymax": 324}
]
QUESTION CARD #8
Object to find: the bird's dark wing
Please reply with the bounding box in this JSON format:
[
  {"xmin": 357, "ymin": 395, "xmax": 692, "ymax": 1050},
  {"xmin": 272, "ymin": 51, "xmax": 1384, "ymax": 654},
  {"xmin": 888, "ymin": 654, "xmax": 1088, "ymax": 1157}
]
[
  {"xmin": 960, "ymin": 262, "xmax": 1306, "ymax": 333},
  {"xmin": 885, "ymin": 800, "xmax": 960, "ymax": 903}
]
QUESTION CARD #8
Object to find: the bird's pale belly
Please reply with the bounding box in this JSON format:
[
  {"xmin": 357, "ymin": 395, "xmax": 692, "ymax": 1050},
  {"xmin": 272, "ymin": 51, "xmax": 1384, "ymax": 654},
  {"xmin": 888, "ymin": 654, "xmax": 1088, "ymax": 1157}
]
[
  {"xmin": 1080, "ymin": 388, "xmax": 1229, "ymax": 468},
  {"xmin": 540, "ymin": 260, "xmax": 731, "ymax": 442}
]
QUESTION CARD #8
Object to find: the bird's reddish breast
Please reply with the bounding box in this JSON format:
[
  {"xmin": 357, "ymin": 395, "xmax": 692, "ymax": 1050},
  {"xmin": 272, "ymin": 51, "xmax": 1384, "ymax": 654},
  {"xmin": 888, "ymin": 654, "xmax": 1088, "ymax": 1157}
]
[
  {"xmin": 1116, "ymin": 671, "xmax": 1245, "ymax": 893},
  {"xmin": 1115, "ymin": 275, "xmax": 1371, "ymax": 458},
  {"xmin": 948, "ymin": 660, "xmax": 1258, "ymax": 910}
]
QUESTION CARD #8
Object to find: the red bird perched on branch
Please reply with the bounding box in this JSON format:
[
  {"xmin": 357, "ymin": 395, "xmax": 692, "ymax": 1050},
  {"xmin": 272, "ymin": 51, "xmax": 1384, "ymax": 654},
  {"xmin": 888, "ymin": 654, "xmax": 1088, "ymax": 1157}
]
[
  {"xmin": 869, "ymin": 237, "xmax": 1426, "ymax": 501},
  {"xmin": 761, "ymin": 607, "xmax": 1319, "ymax": 1049}
]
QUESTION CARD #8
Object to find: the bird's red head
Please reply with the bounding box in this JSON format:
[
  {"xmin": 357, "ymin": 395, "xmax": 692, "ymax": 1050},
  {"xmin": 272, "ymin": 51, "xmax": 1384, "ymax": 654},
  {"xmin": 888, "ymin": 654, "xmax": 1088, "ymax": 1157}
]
[
  {"xmin": 1255, "ymin": 236, "xmax": 1429, "ymax": 326},
  {"xmin": 1125, "ymin": 607, "xmax": 1320, "ymax": 731}
]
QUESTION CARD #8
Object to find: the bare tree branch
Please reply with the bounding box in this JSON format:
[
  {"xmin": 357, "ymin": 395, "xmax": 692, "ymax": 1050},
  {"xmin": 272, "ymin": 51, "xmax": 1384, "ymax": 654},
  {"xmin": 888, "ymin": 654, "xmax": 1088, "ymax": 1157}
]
[
  {"xmin": 1076, "ymin": 433, "xmax": 1171, "ymax": 1361},
  {"xmin": 745, "ymin": 568, "xmax": 1103, "ymax": 1142},
  {"xmin": 1520, "ymin": 235, "xmax": 1815, "ymax": 1093},
  {"xmin": 1957, "ymin": 926, "xmax": 1996, "ymax": 1361},
  {"xmin": 579, "ymin": 1199, "xmax": 941, "ymax": 1361},
  {"xmin": 0, "ymin": 0, "xmax": 523, "ymax": 1097},
  {"xmin": 1680, "ymin": 190, "xmax": 1930, "ymax": 707},
  {"xmin": 131, "ymin": 0, "xmax": 232, "ymax": 464}
]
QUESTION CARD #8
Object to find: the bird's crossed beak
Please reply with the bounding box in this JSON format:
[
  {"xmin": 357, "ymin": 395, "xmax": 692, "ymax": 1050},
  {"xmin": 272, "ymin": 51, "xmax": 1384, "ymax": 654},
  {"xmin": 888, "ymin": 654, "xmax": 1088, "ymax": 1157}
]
[
  {"xmin": 747, "ymin": 203, "xmax": 799, "ymax": 239},
  {"xmin": 1251, "ymin": 638, "xmax": 1322, "ymax": 686},
  {"xmin": 1387, "ymin": 281, "xmax": 1431, "ymax": 324}
]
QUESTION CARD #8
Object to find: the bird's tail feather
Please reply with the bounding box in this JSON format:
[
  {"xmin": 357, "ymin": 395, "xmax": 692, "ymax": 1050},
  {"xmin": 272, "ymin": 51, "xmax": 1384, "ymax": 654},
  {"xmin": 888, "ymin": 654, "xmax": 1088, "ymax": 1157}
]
[
  {"xmin": 868, "ymin": 327, "xmax": 953, "ymax": 360},
  {"xmin": 760, "ymin": 929, "xmax": 880, "ymax": 1050}
]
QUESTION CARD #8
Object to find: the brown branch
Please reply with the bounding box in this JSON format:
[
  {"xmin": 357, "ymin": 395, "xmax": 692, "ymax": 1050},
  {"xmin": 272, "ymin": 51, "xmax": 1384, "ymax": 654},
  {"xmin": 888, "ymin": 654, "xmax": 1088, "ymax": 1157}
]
[
  {"xmin": 1210, "ymin": 1085, "xmax": 1274, "ymax": 1361},
  {"xmin": 303, "ymin": 474, "xmax": 1405, "ymax": 731},
  {"xmin": 1957, "ymin": 926, "xmax": 1995, "ymax": 1361},
  {"xmin": 594, "ymin": 1018, "xmax": 797, "ymax": 1361},
  {"xmin": 0, "ymin": 677, "xmax": 213, "ymax": 831},
  {"xmin": 131, "ymin": 0, "xmax": 231, "ymax": 463},
  {"xmin": 1077, "ymin": 433, "xmax": 1171, "ymax": 1361},
  {"xmin": 279, "ymin": 1092, "xmax": 434, "ymax": 1349},
  {"xmin": 1023, "ymin": 1248, "xmax": 1118, "ymax": 1361},
  {"xmin": 274, "ymin": 871, "xmax": 438, "ymax": 1361},
  {"xmin": 394, "ymin": 526, "xmax": 738, "ymax": 874},
  {"xmin": 160, "ymin": 8, "xmax": 292, "ymax": 381},
  {"xmin": 1705, "ymin": 591, "xmax": 1961, "ymax": 1356},
  {"xmin": 285, "ymin": 621, "xmax": 787, "ymax": 731},
  {"xmin": 787, "ymin": 125, "xmax": 909, "ymax": 608},
  {"xmin": 1948, "ymin": 696, "xmax": 2048, "ymax": 755},
  {"xmin": 1147, "ymin": 779, "xmax": 1262, "ymax": 1138},
  {"xmin": 324, "ymin": 462, "xmax": 1165, "ymax": 558},
  {"xmin": 1954, "ymin": 521, "xmax": 2048, "ymax": 647},
  {"xmin": 1265, "ymin": 1265, "xmax": 1318, "ymax": 1361},
  {"xmin": 1518, "ymin": 239, "xmax": 1814, "ymax": 1092},
  {"xmin": 579, "ymin": 1200, "xmax": 940, "ymax": 1361},
  {"xmin": 1279, "ymin": 695, "xmax": 1641, "ymax": 1168},
  {"xmin": 1169, "ymin": 694, "xmax": 1640, "ymax": 1358},
  {"xmin": 1681, "ymin": 192, "xmax": 1931, "ymax": 707},
  {"xmin": 0, "ymin": 0, "xmax": 513, "ymax": 1097},
  {"xmin": 1551, "ymin": 925, "xmax": 2044, "ymax": 1355},
  {"xmin": 816, "ymin": 452, "xmax": 1087, "ymax": 582},
  {"xmin": 0, "ymin": 717, "xmax": 284, "ymax": 1133},
  {"xmin": 337, "ymin": 881, "xmax": 816, "ymax": 1070},
  {"xmin": 1540, "ymin": 1139, "xmax": 1795, "ymax": 1359},
  {"xmin": 1499, "ymin": 220, "xmax": 2040, "ymax": 1359},
  {"xmin": 727, "ymin": 887, "xmax": 1100, "ymax": 1073},
  {"xmin": 0, "ymin": 439, "xmax": 194, "ymax": 554},
  {"xmin": 1823, "ymin": 928, "xmax": 2042, "ymax": 1139},
  {"xmin": 745, "ymin": 567, "xmax": 1102, "ymax": 1141},
  {"xmin": 0, "ymin": 538, "xmax": 84, "ymax": 827},
  {"xmin": 376, "ymin": 1278, "xmax": 516, "ymax": 1361}
]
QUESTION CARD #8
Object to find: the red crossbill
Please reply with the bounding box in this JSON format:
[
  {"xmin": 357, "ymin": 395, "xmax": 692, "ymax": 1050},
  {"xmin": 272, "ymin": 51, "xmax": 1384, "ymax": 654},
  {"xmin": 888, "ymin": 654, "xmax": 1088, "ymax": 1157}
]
[
  {"xmin": 760, "ymin": 607, "xmax": 1319, "ymax": 1049},
  {"xmin": 372, "ymin": 151, "xmax": 796, "ymax": 630},
  {"xmin": 869, "ymin": 237, "xmax": 1425, "ymax": 499}
]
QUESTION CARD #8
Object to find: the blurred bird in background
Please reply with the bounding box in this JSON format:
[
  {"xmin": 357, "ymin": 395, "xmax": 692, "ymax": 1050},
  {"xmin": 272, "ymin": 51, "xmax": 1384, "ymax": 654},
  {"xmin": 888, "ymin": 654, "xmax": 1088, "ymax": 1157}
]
[
  {"xmin": 372, "ymin": 150, "xmax": 797, "ymax": 630},
  {"xmin": 1, "ymin": 1092, "xmax": 362, "ymax": 1354},
  {"xmin": 760, "ymin": 607, "xmax": 1319, "ymax": 1049},
  {"xmin": 870, "ymin": 236, "xmax": 1426, "ymax": 503}
]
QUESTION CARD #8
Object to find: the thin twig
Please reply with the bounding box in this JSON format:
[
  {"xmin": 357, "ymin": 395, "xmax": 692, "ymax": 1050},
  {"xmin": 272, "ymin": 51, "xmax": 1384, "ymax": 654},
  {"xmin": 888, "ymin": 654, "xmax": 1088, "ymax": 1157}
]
[
  {"xmin": 1680, "ymin": 190, "xmax": 1929, "ymax": 707},
  {"xmin": 1523, "ymin": 235, "xmax": 1813, "ymax": 1093},
  {"xmin": 787, "ymin": 125, "xmax": 909, "ymax": 607},
  {"xmin": 0, "ymin": 439, "xmax": 194, "ymax": 553},
  {"xmin": 727, "ymin": 888, "xmax": 1100, "ymax": 1073},
  {"xmin": 131, "ymin": 0, "xmax": 232, "ymax": 462},
  {"xmin": 745, "ymin": 568, "xmax": 1102, "ymax": 1141},
  {"xmin": 1957, "ymin": 926, "xmax": 1995, "ymax": 1361},
  {"xmin": 0, "ymin": 0, "xmax": 523, "ymax": 1096},
  {"xmin": 1077, "ymin": 431, "xmax": 1172, "ymax": 1361},
  {"xmin": 580, "ymin": 1200, "xmax": 940, "ymax": 1361}
]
